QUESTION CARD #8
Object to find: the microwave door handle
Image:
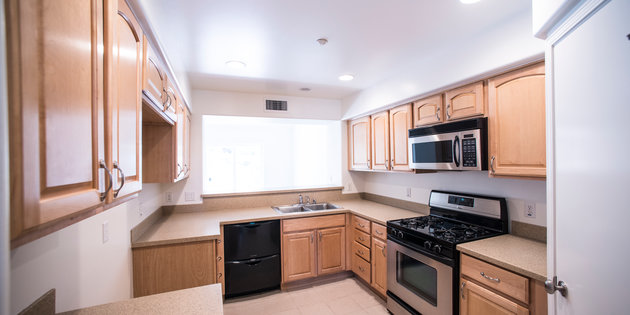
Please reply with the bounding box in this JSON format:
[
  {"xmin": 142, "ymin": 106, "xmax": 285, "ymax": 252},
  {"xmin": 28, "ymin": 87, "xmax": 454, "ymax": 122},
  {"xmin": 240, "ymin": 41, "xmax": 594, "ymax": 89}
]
[{"xmin": 453, "ymin": 135, "xmax": 460, "ymax": 167}]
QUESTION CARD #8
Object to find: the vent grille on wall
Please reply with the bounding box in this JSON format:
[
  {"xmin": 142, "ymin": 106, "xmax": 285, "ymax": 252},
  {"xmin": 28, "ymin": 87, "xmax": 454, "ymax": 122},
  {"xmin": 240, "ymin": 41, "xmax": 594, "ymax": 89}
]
[{"xmin": 265, "ymin": 100, "xmax": 288, "ymax": 111}]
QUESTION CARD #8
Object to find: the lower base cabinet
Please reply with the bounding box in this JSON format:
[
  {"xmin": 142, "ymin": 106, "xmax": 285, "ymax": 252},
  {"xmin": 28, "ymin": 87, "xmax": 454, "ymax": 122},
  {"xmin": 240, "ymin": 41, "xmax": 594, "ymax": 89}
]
[
  {"xmin": 350, "ymin": 215, "xmax": 388, "ymax": 297},
  {"xmin": 132, "ymin": 240, "xmax": 217, "ymax": 297},
  {"xmin": 460, "ymin": 254, "xmax": 547, "ymax": 315},
  {"xmin": 371, "ymin": 237, "xmax": 387, "ymax": 296}
]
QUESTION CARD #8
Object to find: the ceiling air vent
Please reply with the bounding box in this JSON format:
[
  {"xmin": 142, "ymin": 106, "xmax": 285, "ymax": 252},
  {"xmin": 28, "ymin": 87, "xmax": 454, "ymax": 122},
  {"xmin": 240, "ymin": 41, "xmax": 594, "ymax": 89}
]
[{"xmin": 265, "ymin": 99, "xmax": 288, "ymax": 111}]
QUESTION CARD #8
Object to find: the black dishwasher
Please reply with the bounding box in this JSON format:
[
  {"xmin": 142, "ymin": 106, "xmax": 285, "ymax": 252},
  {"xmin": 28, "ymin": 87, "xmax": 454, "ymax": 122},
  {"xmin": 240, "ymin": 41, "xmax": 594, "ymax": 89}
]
[{"xmin": 224, "ymin": 220, "xmax": 281, "ymax": 298}]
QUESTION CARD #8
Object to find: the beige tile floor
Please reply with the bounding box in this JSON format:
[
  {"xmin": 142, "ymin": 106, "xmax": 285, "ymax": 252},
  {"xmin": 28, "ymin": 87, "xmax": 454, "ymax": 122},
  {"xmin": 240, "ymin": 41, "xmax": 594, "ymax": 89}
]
[{"xmin": 223, "ymin": 277, "xmax": 389, "ymax": 315}]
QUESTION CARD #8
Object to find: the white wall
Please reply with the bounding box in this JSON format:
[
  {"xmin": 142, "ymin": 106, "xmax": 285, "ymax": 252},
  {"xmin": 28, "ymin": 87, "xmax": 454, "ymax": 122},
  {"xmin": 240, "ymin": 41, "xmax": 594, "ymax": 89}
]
[
  {"xmin": 10, "ymin": 184, "xmax": 165, "ymax": 314},
  {"xmin": 164, "ymin": 89, "xmax": 343, "ymax": 205},
  {"xmin": 354, "ymin": 171, "xmax": 546, "ymax": 227}
]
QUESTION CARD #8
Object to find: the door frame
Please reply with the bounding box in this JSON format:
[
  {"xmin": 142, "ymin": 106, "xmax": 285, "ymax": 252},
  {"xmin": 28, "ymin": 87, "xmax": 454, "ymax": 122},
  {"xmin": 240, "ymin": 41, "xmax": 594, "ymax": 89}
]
[{"xmin": 543, "ymin": 0, "xmax": 608, "ymax": 313}]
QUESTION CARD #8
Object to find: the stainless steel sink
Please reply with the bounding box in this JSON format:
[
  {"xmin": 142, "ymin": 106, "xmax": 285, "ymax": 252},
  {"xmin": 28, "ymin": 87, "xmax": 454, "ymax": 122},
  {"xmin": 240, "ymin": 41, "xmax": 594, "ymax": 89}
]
[
  {"xmin": 272, "ymin": 205, "xmax": 308, "ymax": 213},
  {"xmin": 303, "ymin": 203, "xmax": 342, "ymax": 211}
]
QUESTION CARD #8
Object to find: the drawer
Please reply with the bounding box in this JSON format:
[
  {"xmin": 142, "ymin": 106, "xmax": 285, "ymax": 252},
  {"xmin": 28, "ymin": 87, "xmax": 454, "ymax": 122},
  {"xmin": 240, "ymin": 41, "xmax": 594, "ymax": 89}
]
[
  {"xmin": 352, "ymin": 241, "xmax": 370, "ymax": 262},
  {"xmin": 283, "ymin": 214, "xmax": 345, "ymax": 233},
  {"xmin": 354, "ymin": 229, "xmax": 370, "ymax": 247},
  {"xmin": 371, "ymin": 222, "xmax": 386, "ymax": 240},
  {"xmin": 352, "ymin": 253, "xmax": 371, "ymax": 283},
  {"xmin": 352, "ymin": 215, "xmax": 371, "ymax": 234},
  {"xmin": 461, "ymin": 254, "xmax": 530, "ymax": 304}
]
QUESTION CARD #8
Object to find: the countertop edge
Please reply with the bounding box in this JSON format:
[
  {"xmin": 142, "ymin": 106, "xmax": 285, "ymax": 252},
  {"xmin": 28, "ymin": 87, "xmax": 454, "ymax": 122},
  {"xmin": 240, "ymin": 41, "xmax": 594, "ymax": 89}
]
[{"xmin": 456, "ymin": 245, "xmax": 547, "ymax": 282}]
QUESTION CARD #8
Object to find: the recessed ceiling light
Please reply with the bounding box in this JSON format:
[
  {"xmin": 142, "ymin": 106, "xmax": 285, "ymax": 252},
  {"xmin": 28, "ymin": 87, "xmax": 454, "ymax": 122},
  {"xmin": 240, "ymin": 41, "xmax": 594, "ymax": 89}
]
[
  {"xmin": 300, "ymin": 87, "xmax": 311, "ymax": 91},
  {"xmin": 338, "ymin": 74, "xmax": 354, "ymax": 81},
  {"xmin": 225, "ymin": 60, "xmax": 246, "ymax": 69},
  {"xmin": 460, "ymin": 0, "xmax": 481, "ymax": 4},
  {"xmin": 317, "ymin": 38, "xmax": 328, "ymax": 46}
]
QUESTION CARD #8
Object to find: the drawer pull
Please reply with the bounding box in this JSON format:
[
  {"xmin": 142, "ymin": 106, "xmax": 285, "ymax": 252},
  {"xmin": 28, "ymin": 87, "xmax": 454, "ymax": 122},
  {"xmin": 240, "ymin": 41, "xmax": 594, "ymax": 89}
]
[
  {"xmin": 480, "ymin": 272, "xmax": 501, "ymax": 283},
  {"xmin": 358, "ymin": 249, "xmax": 364, "ymax": 255},
  {"xmin": 358, "ymin": 236, "xmax": 365, "ymax": 241},
  {"xmin": 375, "ymin": 230, "xmax": 383, "ymax": 235},
  {"xmin": 358, "ymin": 223, "xmax": 365, "ymax": 228},
  {"xmin": 358, "ymin": 266, "xmax": 365, "ymax": 272}
]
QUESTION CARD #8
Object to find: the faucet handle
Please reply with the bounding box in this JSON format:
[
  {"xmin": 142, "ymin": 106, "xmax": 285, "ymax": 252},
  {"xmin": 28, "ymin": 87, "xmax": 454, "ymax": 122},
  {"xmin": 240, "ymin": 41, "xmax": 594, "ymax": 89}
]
[
  {"xmin": 305, "ymin": 196, "xmax": 311, "ymax": 204},
  {"xmin": 312, "ymin": 199, "xmax": 316, "ymax": 204}
]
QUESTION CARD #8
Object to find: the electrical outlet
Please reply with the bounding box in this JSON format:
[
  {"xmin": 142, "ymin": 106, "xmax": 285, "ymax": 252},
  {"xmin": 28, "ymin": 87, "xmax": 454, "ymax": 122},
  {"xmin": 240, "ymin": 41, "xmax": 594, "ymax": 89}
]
[
  {"xmin": 406, "ymin": 187, "xmax": 412, "ymax": 198},
  {"xmin": 165, "ymin": 192, "xmax": 173, "ymax": 202},
  {"xmin": 524, "ymin": 201, "xmax": 536, "ymax": 218},
  {"xmin": 102, "ymin": 221, "xmax": 109, "ymax": 244},
  {"xmin": 185, "ymin": 192, "xmax": 195, "ymax": 201}
]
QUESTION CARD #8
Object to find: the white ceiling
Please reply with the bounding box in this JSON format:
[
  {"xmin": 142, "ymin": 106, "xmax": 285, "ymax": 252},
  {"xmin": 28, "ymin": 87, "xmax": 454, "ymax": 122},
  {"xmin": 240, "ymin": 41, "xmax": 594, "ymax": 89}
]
[{"xmin": 141, "ymin": 0, "xmax": 531, "ymax": 99}]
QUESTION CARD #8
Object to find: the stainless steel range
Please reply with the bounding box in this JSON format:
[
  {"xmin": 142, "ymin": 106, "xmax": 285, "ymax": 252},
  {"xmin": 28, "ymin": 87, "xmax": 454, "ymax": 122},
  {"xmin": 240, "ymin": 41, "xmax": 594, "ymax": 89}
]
[{"xmin": 386, "ymin": 190, "xmax": 508, "ymax": 315}]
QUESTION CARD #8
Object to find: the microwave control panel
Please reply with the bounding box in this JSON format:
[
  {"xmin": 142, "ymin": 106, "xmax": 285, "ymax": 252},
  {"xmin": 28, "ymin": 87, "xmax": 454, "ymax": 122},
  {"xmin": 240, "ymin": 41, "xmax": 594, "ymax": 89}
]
[{"xmin": 462, "ymin": 138, "xmax": 477, "ymax": 167}]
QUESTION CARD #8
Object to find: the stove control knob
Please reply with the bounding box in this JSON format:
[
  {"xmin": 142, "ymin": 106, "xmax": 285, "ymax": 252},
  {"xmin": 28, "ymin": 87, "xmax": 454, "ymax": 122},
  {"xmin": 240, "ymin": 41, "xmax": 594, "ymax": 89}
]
[
  {"xmin": 433, "ymin": 244, "xmax": 442, "ymax": 254},
  {"xmin": 424, "ymin": 241, "xmax": 432, "ymax": 249},
  {"xmin": 397, "ymin": 231, "xmax": 404, "ymax": 239}
]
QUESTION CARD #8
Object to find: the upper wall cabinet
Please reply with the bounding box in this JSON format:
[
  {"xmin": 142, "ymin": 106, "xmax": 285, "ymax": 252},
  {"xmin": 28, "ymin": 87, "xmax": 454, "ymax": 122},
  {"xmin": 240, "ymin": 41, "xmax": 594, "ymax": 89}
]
[
  {"xmin": 370, "ymin": 111, "xmax": 389, "ymax": 171},
  {"xmin": 488, "ymin": 63, "xmax": 546, "ymax": 178},
  {"xmin": 348, "ymin": 117, "xmax": 371, "ymax": 170},
  {"xmin": 388, "ymin": 104, "xmax": 412, "ymax": 171},
  {"xmin": 142, "ymin": 40, "xmax": 165, "ymax": 111},
  {"xmin": 413, "ymin": 94, "xmax": 443, "ymax": 127},
  {"xmin": 107, "ymin": 0, "xmax": 144, "ymax": 200},
  {"xmin": 445, "ymin": 81, "xmax": 485, "ymax": 121},
  {"xmin": 7, "ymin": 0, "xmax": 144, "ymax": 247}
]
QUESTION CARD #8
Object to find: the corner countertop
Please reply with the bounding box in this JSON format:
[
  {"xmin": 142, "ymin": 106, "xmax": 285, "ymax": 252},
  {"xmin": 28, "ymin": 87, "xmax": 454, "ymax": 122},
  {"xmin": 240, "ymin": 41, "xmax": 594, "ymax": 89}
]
[
  {"xmin": 456, "ymin": 234, "xmax": 547, "ymax": 282},
  {"xmin": 132, "ymin": 198, "xmax": 425, "ymax": 248},
  {"xmin": 59, "ymin": 284, "xmax": 223, "ymax": 315}
]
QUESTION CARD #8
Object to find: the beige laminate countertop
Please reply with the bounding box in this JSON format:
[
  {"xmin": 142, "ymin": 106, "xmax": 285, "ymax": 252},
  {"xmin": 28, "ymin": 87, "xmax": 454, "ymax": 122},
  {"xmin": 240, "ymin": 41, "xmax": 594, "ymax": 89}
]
[
  {"xmin": 457, "ymin": 234, "xmax": 547, "ymax": 282},
  {"xmin": 60, "ymin": 284, "xmax": 223, "ymax": 315},
  {"xmin": 132, "ymin": 199, "xmax": 425, "ymax": 248}
]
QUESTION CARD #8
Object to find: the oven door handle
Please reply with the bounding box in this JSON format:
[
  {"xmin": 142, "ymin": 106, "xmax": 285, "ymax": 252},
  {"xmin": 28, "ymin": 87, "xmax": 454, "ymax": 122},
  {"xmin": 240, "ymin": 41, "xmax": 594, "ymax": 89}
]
[
  {"xmin": 453, "ymin": 135, "xmax": 460, "ymax": 167},
  {"xmin": 388, "ymin": 236, "xmax": 454, "ymax": 266}
]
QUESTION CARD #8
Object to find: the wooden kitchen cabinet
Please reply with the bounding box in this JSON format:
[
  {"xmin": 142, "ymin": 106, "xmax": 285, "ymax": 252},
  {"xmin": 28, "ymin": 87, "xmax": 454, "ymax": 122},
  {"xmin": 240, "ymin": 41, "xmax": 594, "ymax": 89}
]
[
  {"xmin": 317, "ymin": 227, "xmax": 346, "ymax": 275},
  {"xmin": 460, "ymin": 254, "xmax": 547, "ymax": 315},
  {"xmin": 445, "ymin": 81, "xmax": 485, "ymax": 121},
  {"xmin": 413, "ymin": 94, "xmax": 444, "ymax": 127},
  {"xmin": 282, "ymin": 230, "xmax": 317, "ymax": 282},
  {"xmin": 488, "ymin": 63, "xmax": 546, "ymax": 178},
  {"xmin": 282, "ymin": 214, "xmax": 346, "ymax": 283},
  {"xmin": 388, "ymin": 104, "xmax": 412, "ymax": 171},
  {"xmin": 348, "ymin": 117, "xmax": 371, "ymax": 170},
  {"xmin": 106, "ymin": 0, "xmax": 143, "ymax": 201},
  {"xmin": 371, "ymin": 237, "xmax": 387, "ymax": 297},
  {"xmin": 132, "ymin": 240, "xmax": 217, "ymax": 297},
  {"xmin": 370, "ymin": 111, "xmax": 390, "ymax": 171},
  {"xmin": 142, "ymin": 40, "xmax": 166, "ymax": 116}
]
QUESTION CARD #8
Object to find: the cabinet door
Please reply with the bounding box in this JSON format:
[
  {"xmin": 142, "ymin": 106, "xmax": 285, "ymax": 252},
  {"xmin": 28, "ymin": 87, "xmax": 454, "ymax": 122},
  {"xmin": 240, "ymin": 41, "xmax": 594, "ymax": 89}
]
[
  {"xmin": 348, "ymin": 117, "xmax": 371, "ymax": 170},
  {"xmin": 175, "ymin": 101, "xmax": 185, "ymax": 181},
  {"xmin": 142, "ymin": 40, "xmax": 164, "ymax": 111},
  {"xmin": 413, "ymin": 94, "xmax": 443, "ymax": 127},
  {"xmin": 488, "ymin": 63, "xmax": 546, "ymax": 178},
  {"xmin": 389, "ymin": 104, "xmax": 412, "ymax": 171},
  {"xmin": 7, "ymin": 0, "xmax": 106, "ymax": 245},
  {"xmin": 460, "ymin": 279, "xmax": 529, "ymax": 315},
  {"xmin": 184, "ymin": 108, "xmax": 191, "ymax": 177},
  {"xmin": 107, "ymin": 0, "xmax": 143, "ymax": 200},
  {"xmin": 371, "ymin": 237, "xmax": 387, "ymax": 296},
  {"xmin": 317, "ymin": 227, "xmax": 346, "ymax": 275},
  {"xmin": 445, "ymin": 81, "xmax": 484, "ymax": 121},
  {"xmin": 132, "ymin": 241, "xmax": 216, "ymax": 297},
  {"xmin": 282, "ymin": 231, "xmax": 316, "ymax": 282},
  {"xmin": 371, "ymin": 111, "xmax": 390, "ymax": 170}
]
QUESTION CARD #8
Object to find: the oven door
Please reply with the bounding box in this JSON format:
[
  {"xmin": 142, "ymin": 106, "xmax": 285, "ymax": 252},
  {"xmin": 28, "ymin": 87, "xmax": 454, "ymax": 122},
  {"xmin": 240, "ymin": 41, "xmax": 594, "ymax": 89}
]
[
  {"xmin": 408, "ymin": 131, "xmax": 461, "ymax": 170},
  {"xmin": 387, "ymin": 239, "xmax": 453, "ymax": 315}
]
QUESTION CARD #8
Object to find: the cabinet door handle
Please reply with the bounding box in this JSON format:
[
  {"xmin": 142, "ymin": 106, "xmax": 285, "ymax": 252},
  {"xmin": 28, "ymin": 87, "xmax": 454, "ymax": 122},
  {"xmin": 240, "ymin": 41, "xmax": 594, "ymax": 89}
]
[
  {"xmin": 446, "ymin": 103, "xmax": 451, "ymax": 119},
  {"xmin": 480, "ymin": 272, "xmax": 501, "ymax": 283},
  {"xmin": 311, "ymin": 233, "xmax": 313, "ymax": 243},
  {"xmin": 382, "ymin": 245, "xmax": 386, "ymax": 257},
  {"xmin": 436, "ymin": 106, "xmax": 441, "ymax": 121},
  {"xmin": 490, "ymin": 156, "xmax": 496, "ymax": 175},
  {"xmin": 461, "ymin": 281, "xmax": 466, "ymax": 299},
  {"xmin": 217, "ymin": 256, "xmax": 222, "ymax": 261},
  {"xmin": 218, "ymin": 272, "xmax": 222, "ymax": 279},
  {"xmin": 112, "ymin": 161, "xmax": 125, "ymax": 198},
  {"xmin": 217, "ymin": 239, "xmax": 221, "ymax": 244},
  {"xmin": 99, "ymin": 160, "xmax": 113, "ymax": 201},
  {"xmin": 319, "ymin": 231, "xmax": 322, "ymax": 242}
]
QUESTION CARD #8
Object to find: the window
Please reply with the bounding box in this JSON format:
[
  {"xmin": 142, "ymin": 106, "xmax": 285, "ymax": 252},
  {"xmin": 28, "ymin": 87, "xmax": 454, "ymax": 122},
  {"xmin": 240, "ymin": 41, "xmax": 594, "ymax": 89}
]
[{"xmin": 202, "ymin": 115, "xmax": 341, "ymax": 194}]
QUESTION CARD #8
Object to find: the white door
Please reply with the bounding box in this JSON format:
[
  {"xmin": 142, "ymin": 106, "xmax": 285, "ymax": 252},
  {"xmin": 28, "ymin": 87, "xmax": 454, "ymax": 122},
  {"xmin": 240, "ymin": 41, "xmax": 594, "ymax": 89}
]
[{"xmin": 546, "ymin": 0, "xmax": 630, "ymax": 314}]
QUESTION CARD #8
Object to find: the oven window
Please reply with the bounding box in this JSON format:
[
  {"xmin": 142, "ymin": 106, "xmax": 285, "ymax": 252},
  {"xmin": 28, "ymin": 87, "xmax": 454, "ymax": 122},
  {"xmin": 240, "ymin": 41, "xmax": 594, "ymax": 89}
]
[
  {"xmin": 412, "ymin": 140, "xmax": 453, "ymax": 163},
  {"xmin": 397, "ymin": 252, "xmax": 438, "ymax": 306}
]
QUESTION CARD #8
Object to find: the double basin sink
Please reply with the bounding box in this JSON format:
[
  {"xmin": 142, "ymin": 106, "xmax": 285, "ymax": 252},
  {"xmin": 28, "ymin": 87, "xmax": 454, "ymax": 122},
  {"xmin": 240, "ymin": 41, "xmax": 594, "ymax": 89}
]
[{"xmin": 273, "ymin": 202, "xmax": 341, "ymax": 214}]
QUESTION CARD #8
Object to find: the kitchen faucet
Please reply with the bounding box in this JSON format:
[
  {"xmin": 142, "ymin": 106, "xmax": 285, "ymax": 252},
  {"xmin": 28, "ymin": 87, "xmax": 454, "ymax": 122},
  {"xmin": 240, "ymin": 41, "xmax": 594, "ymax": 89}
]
[{"xmin": 298, "ymin": 194, "xmax": 303, "ymax": 204}]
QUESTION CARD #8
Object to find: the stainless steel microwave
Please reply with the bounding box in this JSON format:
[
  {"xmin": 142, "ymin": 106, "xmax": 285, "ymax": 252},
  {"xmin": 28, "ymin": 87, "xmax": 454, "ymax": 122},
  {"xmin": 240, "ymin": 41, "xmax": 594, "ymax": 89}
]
[{"xmin": 408, "ymin": 118, "xmax": 488, "ymax": 171}]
